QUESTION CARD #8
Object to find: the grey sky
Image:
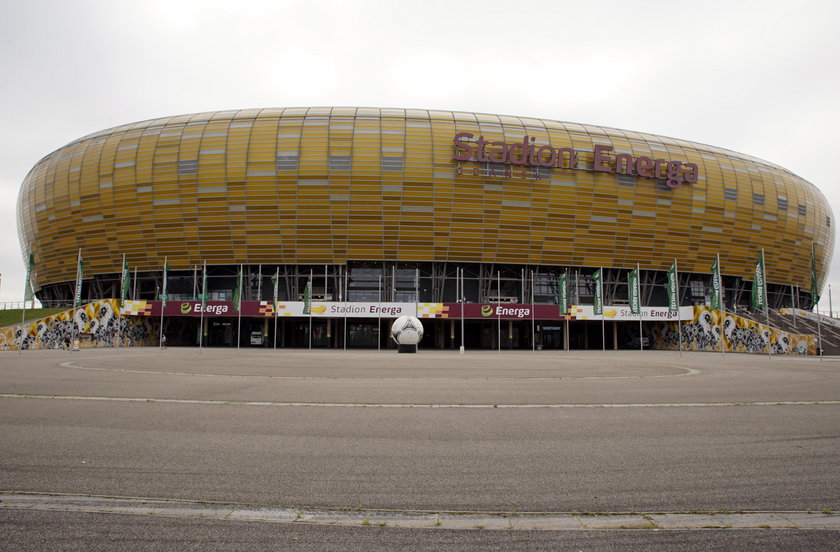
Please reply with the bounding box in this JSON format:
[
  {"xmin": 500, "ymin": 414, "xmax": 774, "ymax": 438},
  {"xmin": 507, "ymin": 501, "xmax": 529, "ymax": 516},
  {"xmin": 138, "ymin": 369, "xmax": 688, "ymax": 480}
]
[{"xmin": 1, "ymin": 0, "xmax": 838, "ymax": 307}]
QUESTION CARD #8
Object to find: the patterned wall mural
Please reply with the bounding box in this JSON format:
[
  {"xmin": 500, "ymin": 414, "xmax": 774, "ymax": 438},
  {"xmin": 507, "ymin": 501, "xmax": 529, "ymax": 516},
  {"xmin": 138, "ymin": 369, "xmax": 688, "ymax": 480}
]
[
  {"xmin": 2, "ymin": 300, "xmax": 816, "ymax": 354},
  {"xmin": 651, "ymin": 306, "xmax": 815, "ymax": 355},
  {"xmin": 0, "ymin": 299, "xmax": 155, "ymax": 351}
]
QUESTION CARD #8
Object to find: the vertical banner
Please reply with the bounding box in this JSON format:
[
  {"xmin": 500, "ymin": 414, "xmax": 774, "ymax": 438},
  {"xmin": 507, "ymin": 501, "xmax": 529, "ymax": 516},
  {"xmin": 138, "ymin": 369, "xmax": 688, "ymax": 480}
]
[
  {"xmin": 120, "ymin": 254, "xmax": 131, "ymax": 309},
  {"xmin": 18, "ymin": 252, "xmax": 37, "ymax": 354},
  {"xmin": 307, "ymin": 269, "xmax": 313, "ymax": 350},
  {"xmin": 668, "ymin": 259, "xmax": 683, "ymax": 355},
  {"xmin": 23, "ymin": 252, "xmax": 35, "ymax": 304},
  {"xmin": 811, "ymin": 244, "xmax": 820, "ymax": 310},
  {"xmin": 117, "ymin": 254, "xmax": 129, "ymax": 349},
  {"xmin": 303, "ymin": 276, "xmax": 312, "ymax": 315},
  {"xmin": 199, "ymin": 261, "xmax": 207, "ymax": 352},
  {"xmin": 710, "ymin": 255, "xmax": 722, "ymax": 311},
  {"xmin": 557, "ymin": 272, "xmax": 568, "ymax": 316},
  {"xmin": 159, "ymin": 257, "xmax": 168, "ymax": 348},
  {"xmin": 73, "ymin": 249, "xmax": 84, "ymax": 308},
  {"xmin": 628, "ymin": 266, "xmax": 641, "ymax": 315},
  {"xmin": 751, "ymin": 250, "xmax": 767, "ymax": 309},
  {"xmin": 666, "ymin": 261, "xmax": 679, "ymax": 312},
  {"xmin": 160, "ymin": 258, "xmax": 169, "ymax": 310},
  {"xmin": 236, "ymin": 264, "xmax": 243, "ymax": 349},
  {"xmin": 272, "ymin": 267, "xmax": 280, "ymax": 350},
  {"xmin": 201, "ymin": 262, "xmax": 208, "ymax": 307},
  {"xmin": 592, "ymin": 268, "xmax": 603, "ymax": 316},
  {"xmin": 233, "ymin": 266, "xmax": 243, "ymax": 313}
]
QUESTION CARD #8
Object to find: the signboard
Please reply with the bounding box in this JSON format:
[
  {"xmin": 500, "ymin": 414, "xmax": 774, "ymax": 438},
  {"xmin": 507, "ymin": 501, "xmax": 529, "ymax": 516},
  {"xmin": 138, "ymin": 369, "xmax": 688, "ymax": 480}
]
[
  {"xmin": 121, "ymin": 300, "xmax": 692, "ymax": 321},
  {"xmin": 122, "ymin": 301, "xmax": 419, "ymax": 318},
  {"xmin": 276, "ymin": 302, "xmax": 416, "ymax": 318},
  {"xmin": 452, "ymin": 133, "xmax": 699, "ymax": 188},
  {"xmin": 571, "ymin": 304, "xmax": 694, "ymax": 321},
  {"xmin": 430, "ymin": 303, "xmax": 574, "ymax": 320}
]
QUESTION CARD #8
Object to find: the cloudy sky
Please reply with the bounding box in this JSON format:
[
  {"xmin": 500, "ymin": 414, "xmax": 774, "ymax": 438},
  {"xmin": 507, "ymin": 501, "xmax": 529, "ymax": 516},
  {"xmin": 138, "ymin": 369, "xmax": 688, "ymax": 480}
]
[{"xmin": 1, "ymin": 0, "xmax": 838, "ymax": 308}]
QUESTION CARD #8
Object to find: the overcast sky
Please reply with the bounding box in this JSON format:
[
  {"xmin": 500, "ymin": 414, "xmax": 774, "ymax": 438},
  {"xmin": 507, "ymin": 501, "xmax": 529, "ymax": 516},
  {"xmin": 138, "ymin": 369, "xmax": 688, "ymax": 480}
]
[{"xmin": 1, "ymin": 0, "xmax": 838, "ymax": 309}]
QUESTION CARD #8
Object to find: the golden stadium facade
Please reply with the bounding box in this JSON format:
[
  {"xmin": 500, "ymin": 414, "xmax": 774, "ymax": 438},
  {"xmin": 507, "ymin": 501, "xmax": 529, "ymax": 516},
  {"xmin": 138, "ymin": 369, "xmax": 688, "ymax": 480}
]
[{"xmin": 15, "ymin": 107, "xmax": 835, "ymax": 349}]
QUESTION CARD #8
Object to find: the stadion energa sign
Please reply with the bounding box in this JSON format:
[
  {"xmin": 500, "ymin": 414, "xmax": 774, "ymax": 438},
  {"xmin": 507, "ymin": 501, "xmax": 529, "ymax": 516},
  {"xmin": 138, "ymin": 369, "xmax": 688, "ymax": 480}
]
[
  {"xmin": 452, "ymin": 132, "xmax": 699, "ymax": 189},
  {"xmin": 572, "ymin": 305, "xmax": 693, "ymax": 321},
  {"xmin": 276, "ymin": 302, "xmax": 416, "ymax": 318}
]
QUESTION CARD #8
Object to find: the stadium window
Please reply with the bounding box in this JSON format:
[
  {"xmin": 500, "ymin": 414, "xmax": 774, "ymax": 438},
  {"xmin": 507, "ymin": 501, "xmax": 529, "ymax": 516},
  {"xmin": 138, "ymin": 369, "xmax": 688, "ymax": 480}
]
[
  {"xmin": 329, "ymin": 155, "xmax": 351, "ymax": 171},
  {"xmin": 178, "ymin": 159, "xmax": 198, "ymax": 175},
  {"xmin": 532, "ymin": 165, "xmax": 552, "ymax": 180},
  {"xmin": 777, "ymin": 197, "xmax": 788, "ymax": 211},
  {"xmin": 797, "ymin": 204, "xmax": 806, "ymax": 216},
  {"xmin": 276, "ymin": 153, "xmax": 298, "ymax": 171},
  {"xmin": 689, "ymin": 280, "xmax": 705, "ymax": 299},
  {"xmin": 617, "ymin": 174, "xmax": 636, "ymax": 187},
  {"xmin": 752, "ymin": 193, "xmax": 764, "ymax": 206},
  {"xmin": 381, "ymin": 156, "xmax": 404, "ymax": 172},
  {"xmin": 724, "ymin": 187, "xmax": 738, "ymax": 201}
]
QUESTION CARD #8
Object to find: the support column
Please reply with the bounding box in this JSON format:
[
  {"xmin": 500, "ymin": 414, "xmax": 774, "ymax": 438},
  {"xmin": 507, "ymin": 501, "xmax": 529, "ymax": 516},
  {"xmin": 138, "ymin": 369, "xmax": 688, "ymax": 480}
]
[
  {"xmin": 613, "ymin": 321, "xmax": 618, "ymax": 350},
  {"xmin": 327, "ymin": 318, "xmax": 332, "ymax": 347},
  {"xmin": 564, "ymin": 319, "xmax": 569, "ymax": 351},
  {"xmin": 264, "ymin": 318, "xmax": 269, "ymax": 347}
]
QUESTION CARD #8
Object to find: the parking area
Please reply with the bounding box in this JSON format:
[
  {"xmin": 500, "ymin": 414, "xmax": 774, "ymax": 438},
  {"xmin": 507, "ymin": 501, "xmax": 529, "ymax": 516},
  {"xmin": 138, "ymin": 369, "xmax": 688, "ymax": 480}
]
[{"xmin": 1, "ymin": 348, "xmax": 838, "ymax": 515}]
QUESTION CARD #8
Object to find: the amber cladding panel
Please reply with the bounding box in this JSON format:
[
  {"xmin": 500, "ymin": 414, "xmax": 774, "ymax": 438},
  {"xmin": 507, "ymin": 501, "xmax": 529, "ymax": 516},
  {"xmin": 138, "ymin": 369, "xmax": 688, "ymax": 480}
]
[{"xmin": 17, "ymin": 108, "xmax": 834, "ymax": 293}]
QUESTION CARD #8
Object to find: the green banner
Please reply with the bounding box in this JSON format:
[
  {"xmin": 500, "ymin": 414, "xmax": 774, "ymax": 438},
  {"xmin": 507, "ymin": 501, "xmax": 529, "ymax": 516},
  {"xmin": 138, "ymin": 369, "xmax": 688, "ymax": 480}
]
[
  {"xmin": 557, "ymin": 272, "xmax": 568, "ymax": 316},
  {"xmin": 303, "ymin": 278, "xmax": 312, "ymax": 315},
  {"xmin": 666, "ymin": 262, "xmax": 679, "ymax": 313},
  {"xmin": 23, "ymin": 252, "xmax": 35, "ymax": 302},
  {"xmin": 628, "ymin": 266, "xmax": 641, "ymax": 315},
  {"xmin": 120, "ymin": 256, "xmax": 131, "ymax": 307},
  {"xmin": 710, "ymin": 256, "xmax": 721, "ymax": 311},
  {"xmin": 73, "ymin": 253, "xmax": 84, "ymax": 308},
  {"xmin": 160, "ymin": 260, "xmax": 169, "ymax": 310},
  {"xmin": 200, "ymin": 263, "xmax": 208, "ymax": 306},
  {"xmin": 751, "ymin": 251, "xmax": 766, "ymax": 309},
  {"xmin": 811, "ymin": 244, "xmax": 820, "ymax": 310},
  {"xmin": 272, "ymin": 269, "xmax": 279, "ymax": 306},
  {"xmin": 233, "ymin": 266, "xmax": 242, "ymax": 313},
  {"xmin": 592, "ymin": 268, "xmax": 603, "ymax": 316}
]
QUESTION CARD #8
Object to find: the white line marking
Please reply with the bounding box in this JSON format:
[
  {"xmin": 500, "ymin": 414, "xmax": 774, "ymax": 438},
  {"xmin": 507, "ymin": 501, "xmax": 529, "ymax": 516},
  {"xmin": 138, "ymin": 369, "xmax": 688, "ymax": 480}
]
[
  {"xmin": 1, "ymin": 492, "xmax": 837, "ymax": 530},
  {"xmin": 58, "ymin": 361, "xmax": 700, "ymax": 381},
  {"xmin": 0, "ymin": 393, "xmax": 837, "ymax": 409}
]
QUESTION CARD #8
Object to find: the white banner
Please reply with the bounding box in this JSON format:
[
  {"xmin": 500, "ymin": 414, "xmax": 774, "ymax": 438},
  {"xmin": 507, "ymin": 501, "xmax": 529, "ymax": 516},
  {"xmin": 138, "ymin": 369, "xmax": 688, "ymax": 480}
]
[
  {"xmin": 275, "ymin": 301, "xmax": 416, "ymax": 318},
  {"xmin": 571, "ymin": 304, "xmax": 694, "ymax": 321}
]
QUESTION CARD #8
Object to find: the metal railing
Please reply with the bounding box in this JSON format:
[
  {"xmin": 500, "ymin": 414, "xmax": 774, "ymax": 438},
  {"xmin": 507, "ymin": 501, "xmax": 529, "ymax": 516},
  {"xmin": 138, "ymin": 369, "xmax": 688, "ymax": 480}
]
[{"xmin": 0, "ymin": 300, "xmax": 73, "ymax": 310}]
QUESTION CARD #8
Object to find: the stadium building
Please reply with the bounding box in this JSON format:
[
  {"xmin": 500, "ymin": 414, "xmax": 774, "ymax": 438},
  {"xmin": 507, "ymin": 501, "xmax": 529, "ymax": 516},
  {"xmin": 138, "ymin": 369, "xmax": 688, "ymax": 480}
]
[{"xmin": 14, "ymin": 107, "xmax": 835, "ymax": 350}]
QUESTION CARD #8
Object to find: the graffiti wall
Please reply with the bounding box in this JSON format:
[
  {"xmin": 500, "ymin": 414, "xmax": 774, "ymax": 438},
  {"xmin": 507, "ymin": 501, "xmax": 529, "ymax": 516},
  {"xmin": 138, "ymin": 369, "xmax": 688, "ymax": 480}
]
[
  {"xmin": 651, "ymin": 306, "xmax": 815, "ymax": 355},
  {"xmin": 0, "ymin": 299, "xmax": 156, "ymax": 351}
]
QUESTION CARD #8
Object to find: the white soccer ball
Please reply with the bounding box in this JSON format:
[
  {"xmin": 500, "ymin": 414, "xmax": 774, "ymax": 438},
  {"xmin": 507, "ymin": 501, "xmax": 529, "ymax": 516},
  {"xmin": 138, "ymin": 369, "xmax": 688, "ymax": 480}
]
[{"xmin": 391, "ymin": 315, "xmax": 424, "ymax": 345}]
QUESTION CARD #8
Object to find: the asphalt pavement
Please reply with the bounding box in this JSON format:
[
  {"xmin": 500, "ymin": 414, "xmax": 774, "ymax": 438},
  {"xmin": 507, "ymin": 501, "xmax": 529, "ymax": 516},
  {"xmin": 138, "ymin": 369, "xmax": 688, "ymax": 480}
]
[{"xmin": 1, "ymin": 347, "xmax": 838, "ymax": 550}]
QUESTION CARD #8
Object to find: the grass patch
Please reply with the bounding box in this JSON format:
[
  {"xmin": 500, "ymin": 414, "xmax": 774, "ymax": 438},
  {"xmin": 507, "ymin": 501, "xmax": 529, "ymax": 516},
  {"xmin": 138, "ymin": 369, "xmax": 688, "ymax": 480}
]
[{"xmin": 0, "ymin": 308, "xmax": 67, "ymax": 328}]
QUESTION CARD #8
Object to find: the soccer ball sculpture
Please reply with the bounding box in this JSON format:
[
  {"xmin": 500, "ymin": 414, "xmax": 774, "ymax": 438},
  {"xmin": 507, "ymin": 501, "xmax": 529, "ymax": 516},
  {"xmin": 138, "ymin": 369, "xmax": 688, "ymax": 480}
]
[{"xmin": 391, "ymin": 315, "xmax": 424, "ymax": 347}]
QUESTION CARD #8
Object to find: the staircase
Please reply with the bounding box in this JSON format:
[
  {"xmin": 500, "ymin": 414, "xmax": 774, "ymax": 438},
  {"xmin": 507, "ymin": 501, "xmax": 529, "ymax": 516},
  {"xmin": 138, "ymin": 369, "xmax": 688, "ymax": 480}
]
[{"xmin": 766, "ymin": 309, "xmax": 840, "ymax": 355}]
